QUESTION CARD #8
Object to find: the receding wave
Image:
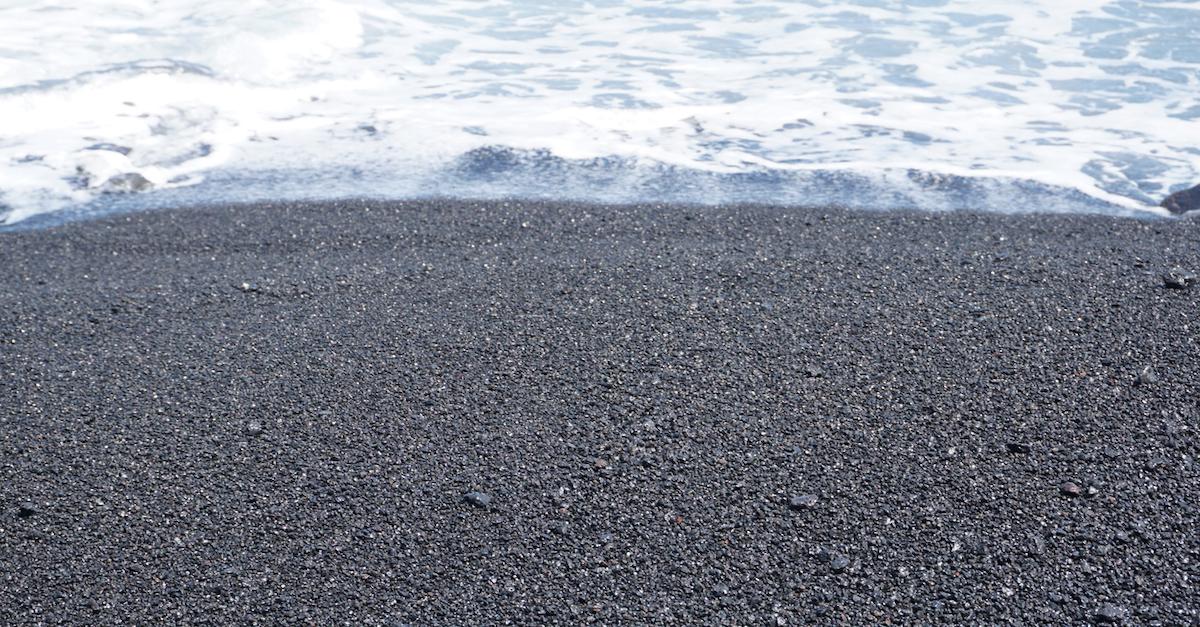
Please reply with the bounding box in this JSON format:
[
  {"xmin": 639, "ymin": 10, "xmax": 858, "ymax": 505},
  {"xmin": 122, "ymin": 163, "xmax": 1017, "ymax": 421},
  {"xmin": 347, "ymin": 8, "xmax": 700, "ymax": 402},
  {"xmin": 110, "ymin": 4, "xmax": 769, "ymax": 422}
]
[{"xmin": 1, "ymin": 0, "xmax": 1198, "ymax": 225}]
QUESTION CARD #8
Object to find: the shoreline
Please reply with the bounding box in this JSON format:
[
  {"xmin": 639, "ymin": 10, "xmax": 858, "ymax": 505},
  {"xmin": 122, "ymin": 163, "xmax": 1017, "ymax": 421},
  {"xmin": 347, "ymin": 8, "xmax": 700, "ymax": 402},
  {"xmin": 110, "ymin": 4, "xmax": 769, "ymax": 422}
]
[{"xmin": 2, "ymin": 200, "xmax": 1198, "ymax": 623}]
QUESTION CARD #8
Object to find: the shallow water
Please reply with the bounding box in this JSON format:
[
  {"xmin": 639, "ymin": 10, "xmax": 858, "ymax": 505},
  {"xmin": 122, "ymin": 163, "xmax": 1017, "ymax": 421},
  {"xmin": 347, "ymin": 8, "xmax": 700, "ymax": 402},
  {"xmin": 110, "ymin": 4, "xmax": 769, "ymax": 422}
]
[{"xmin": 1, "ymin": 0, "xmax": 1198, "ymax": 225}]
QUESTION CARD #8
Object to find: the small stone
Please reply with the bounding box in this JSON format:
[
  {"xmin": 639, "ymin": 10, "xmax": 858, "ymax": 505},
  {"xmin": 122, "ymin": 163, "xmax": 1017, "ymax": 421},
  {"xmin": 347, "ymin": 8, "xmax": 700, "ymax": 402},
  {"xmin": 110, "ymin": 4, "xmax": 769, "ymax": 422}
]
[
  {"xmin": 788, "ymin": 494, "xmax": 819, "ymax": 510},
  {"xmin": 1059, "ymin": 481, "xmax": 1082, "ymax": 497},
  {"xmin": 549, "ymin": 520, "xmax": 569, "ymax": 535},
  {"xmin": 17, "ymin": 501, "xmax": 37, "ymax": 518},
  {"xmin": 1028, "ymin": 534, "xmax": 1046, "ymax": 556},
  {"xmin": 1114, "ymin": 531, "xmax": 1131, "ymax": 544},
  {"xmin": 237, "ymin": 282, "xmax": 261, "ymax": 293},
  {"xmin": 1162, "ymin": 268, "xmax": 1195, "ymax": 289},
  {"xmin": 463, "ymin": 491, "xmax": 492, "ymax": 508},
  {"xmin": 1093, "ymin": 603, "xmax": 1127, "ymax": 624},
  {"xmin": 1134, "ymin": 366, "xmax": 1158, "ymax": 386},
  {"xmin": 598, "ymin": 531, "xmax": 614, "ymax": 544},
  {"xmin": 1084, "ymin": 484, "xmax": 1100, "ymax": 498},
  {"xmin": 246, "ymin": 420, "xmax": 264, "ymax": 437},
  {"xmin": 830, "ymin": 555, "xmax": 850, "ymax": 572},
  {"xmin": 803, "ymin": 364, "xmax": 825, "ymax": 378},
  {"xmin": 1006, "ymin": 442, "xmax": 1032, "ymax": 454}
]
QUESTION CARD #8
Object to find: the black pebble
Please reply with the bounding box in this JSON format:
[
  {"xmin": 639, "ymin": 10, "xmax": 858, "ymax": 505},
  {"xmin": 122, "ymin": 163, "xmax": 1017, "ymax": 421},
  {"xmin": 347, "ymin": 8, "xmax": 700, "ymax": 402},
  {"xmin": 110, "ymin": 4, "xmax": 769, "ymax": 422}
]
[
  {"xmin": 17, "ymin": 501, "xmax": 37, "ymax": 518},
  {"xmin": 1059, "ymin": 481, "xmax": 1082, "ymax": 497},
  {"xmin": 463, "ymin": 491, "xmax": 492, "ymax": 508},
  {"xmin": 549, "ymin": 520, "xmax": 569, "ymax": 535},
  {"xmin": 1006, "ymin": 442, "xmax": 1032, "ymax": 454},
  {"xmin": 1134, "ymin": 366, "xmax": 1158, "ymax": 386},
  {"xmin": 789, "ymin": 494, "xmax": 819, "ymax": 510}
]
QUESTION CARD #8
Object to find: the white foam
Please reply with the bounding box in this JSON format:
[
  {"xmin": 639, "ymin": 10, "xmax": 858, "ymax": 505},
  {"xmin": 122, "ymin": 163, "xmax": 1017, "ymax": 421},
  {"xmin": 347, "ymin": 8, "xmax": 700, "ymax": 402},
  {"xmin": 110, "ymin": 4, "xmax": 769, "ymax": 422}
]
[{"xmin": 1, "ymin": 0, "xmax": 1198, "ymax": 224}]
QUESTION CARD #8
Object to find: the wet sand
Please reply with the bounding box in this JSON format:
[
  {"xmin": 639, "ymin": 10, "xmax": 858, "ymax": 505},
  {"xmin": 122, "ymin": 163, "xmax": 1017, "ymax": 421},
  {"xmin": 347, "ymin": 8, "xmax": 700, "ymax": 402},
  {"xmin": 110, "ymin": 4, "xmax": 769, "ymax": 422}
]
[{"xmin": 2, "ymin": 200, "xmax": 1198, "ymax": 624}]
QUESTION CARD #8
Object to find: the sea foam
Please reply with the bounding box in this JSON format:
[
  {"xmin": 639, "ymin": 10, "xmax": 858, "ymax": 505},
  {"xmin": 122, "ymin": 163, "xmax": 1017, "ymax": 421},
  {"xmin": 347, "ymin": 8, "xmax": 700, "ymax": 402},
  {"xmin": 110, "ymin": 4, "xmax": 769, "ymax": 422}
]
[{"xmin": 1, "ymin": 0, "xmax": 1198, "ymax": 225}]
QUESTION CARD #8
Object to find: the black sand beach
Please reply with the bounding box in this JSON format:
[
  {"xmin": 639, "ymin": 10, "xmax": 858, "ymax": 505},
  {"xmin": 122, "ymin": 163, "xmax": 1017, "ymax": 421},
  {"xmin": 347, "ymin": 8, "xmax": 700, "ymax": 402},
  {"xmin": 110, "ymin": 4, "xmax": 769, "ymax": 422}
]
[{"xmin": 2, "ymin": 200, "xmax": 1198, "ymax": 624}]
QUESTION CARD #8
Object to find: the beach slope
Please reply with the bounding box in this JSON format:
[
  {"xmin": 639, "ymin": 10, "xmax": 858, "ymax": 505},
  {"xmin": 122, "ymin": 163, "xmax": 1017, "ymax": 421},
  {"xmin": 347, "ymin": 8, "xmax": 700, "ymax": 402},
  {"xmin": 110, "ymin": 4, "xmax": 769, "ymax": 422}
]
[{"xmin": 2, "ymin": 200, "xmax": 1198, "ymax": 623}]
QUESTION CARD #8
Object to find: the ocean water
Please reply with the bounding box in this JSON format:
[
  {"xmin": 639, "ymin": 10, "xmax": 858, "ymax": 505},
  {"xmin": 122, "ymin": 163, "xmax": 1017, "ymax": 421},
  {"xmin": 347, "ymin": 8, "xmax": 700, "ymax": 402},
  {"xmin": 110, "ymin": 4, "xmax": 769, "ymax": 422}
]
[{"xmin": 1, "ymin": 0, "xmax": 1199, "ymax": 226}]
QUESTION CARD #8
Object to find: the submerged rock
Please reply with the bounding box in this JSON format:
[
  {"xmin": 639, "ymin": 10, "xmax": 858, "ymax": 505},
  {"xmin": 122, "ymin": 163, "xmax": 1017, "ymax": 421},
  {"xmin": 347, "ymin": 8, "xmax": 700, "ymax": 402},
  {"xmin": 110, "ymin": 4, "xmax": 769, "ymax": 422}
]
[
  {"xmin": 1161, "ymin": 183, "xmax": 1200, "ymax": 214},
  {"xmin": 85, "ymin": 143, "xmax": 133, "ymax": 156},
  {"xmin": 103, "ymin": 172, "xmax": 153, "ymax": 193}
]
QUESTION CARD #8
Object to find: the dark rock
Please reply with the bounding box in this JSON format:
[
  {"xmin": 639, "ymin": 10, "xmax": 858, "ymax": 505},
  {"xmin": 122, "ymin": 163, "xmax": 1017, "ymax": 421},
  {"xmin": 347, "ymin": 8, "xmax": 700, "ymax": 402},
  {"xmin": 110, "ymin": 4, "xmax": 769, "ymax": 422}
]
[
  {"xmin": 246, "ymin": 420, "xmax": 264, "ymax": 437},
  {"xmin": 830, "ymin": 554, "xmax": 850, "ymax": 572},
  {"xmin": 803, "ymin": 364, "xmax": 824, "ymax": 378},
  {"xmin": 1160, "ymin": 182, "xmax": 1200, "ymax": 214},
  {"xmin": 102, "ymin": 172, "xmax": 153, "ymax": 193},
  {"xmin": 598, "ymin": 531, "xmax": 614, "ymax": 544},
  {"xmin": 1093, "ymin": 603, "xmax": 1127, "ymax": 624},
  {"xmin": 1114, "ymin": 531, "xmax": 1131, "ymax": 544},
  {"xmin": 463, "ymin": 491, "xmax": 492, "ymax": 508},
  {"xmin": 1084, "ymin": 484, "xmax": 1100, "ymax": 498},
  {"xmin": 1162, "ymin": 268, "xmax": 1196, "ymax": 289},
  {"xmin": 236, "ymin": 282, "xmax": 262, "ymax": 293},
  {"xmin": 1006, "ymin": 442, "xmax": 1032, "ymax": 454},
  {"xmin": 788, "ymin": 494, "xmax": 818, "ymax": 510},
  {"xmin": 17, "ymin": 501, "xmax": 37, "ymax": 518},
  {"xmin": 549, "ymin": 520, "xmax": 569, "ymax": 535},
  {"xmin": 1134, "ymin": 366, "xmax": 1158, "ymax": 386},
  {"xmin": 1059, "ymin": 481, "xmax": 1082, "ymax": 497}
]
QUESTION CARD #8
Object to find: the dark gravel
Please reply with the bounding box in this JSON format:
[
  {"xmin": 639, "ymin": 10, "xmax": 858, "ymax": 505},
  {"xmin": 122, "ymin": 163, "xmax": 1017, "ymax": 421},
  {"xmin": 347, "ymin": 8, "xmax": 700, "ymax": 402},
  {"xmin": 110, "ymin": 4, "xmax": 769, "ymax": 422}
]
[{"xmin": 2, "ymin": 199, "xmax": 1199, "ymax": 624}]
